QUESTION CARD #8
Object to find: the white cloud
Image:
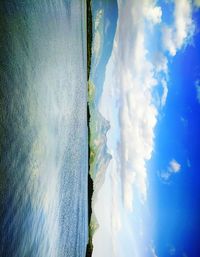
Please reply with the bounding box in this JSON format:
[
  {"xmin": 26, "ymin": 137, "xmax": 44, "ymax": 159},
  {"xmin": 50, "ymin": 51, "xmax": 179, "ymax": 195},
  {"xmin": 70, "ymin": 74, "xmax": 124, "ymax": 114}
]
[
  {"xmin": 160, "ymin": 171, "xmax": 171, "ymax": 181},
  {"xmin": 154, "ymin": 53, "xmax": 168, "ymax": 74},
  {"xmin": 159, "ymin": 159, "xmax": 181, "ymax": 182},
  {"xmin": 169, "ymin": 159, "xmax": 181, "ymax": 173},
  {"xmin": 195, "ymin": 80, "xmax": 200, "ymax": 103},
  {"xmin": 163, "ymin": 0, "xmax": 194, "ymax": 56},
  {"xmin": 93, "ymin": 0, "xmax": 197, "ymax": 256},
  {"xmin": 99, "ymin": 0, "xmax": 164, "ymax": 214},
  {"xmin": 145, "ymin": 5, "xmax": 162, "ymax": 24},
  {"xmin": 161, "ymin": 79, "xmax": 168, "ymax": 106},
  {"xmin": 92, "ymin": 9, "xmax": 104, "ymax": 72},
  {"xmin": 95, "ymin": 1, "xmax": 166, "ymax": 255}
]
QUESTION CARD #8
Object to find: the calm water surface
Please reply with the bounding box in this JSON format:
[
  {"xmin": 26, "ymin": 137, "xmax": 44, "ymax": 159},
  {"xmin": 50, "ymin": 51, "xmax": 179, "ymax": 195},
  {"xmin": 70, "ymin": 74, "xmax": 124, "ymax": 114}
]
[{"xmin": 0, "ymin": 1, "xmax": 88, "ymax": 256}]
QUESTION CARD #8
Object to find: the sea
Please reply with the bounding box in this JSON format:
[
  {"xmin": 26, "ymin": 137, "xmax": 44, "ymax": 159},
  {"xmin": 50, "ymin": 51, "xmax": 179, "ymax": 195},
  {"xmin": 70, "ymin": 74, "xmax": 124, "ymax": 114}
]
[{"xmin": 0, "ymin": 1, "xmax": 88, "ymax": 257}]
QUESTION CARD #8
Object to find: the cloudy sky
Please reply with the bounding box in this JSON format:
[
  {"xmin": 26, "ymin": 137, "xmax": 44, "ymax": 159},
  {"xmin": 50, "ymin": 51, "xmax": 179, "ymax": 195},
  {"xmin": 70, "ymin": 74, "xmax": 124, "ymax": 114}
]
[{"xmin": 92, "ymin": 0, "xmax": 200, "ymax": 256}]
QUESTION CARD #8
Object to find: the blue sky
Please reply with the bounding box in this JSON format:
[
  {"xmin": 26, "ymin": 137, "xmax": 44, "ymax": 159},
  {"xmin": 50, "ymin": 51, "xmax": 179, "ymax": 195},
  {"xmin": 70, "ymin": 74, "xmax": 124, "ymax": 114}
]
[
  {"xmin": 150, "ymin": 7, "xmax": 200, "ymax": 256},
  {"xmin": 92, "ymin": 1, "xmax": 200, "ymax": 256}
]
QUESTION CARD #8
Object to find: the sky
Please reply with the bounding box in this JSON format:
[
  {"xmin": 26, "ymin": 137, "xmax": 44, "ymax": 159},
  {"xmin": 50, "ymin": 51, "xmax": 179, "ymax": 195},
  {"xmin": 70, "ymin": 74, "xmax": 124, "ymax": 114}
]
[{"xmin": 92, "ymin": 0, "xmax": 200, "ymax": 257}]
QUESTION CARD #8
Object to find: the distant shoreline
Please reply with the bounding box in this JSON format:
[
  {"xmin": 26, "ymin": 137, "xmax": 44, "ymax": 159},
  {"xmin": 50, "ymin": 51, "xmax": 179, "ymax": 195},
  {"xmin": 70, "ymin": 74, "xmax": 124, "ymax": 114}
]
[
  {"xmin": 86, "ymin": 0, "xmax": 93, "ymax": 256},
  {"xmin": 87, "ymin": 0, "xmax": 92, "ymax": 81}
]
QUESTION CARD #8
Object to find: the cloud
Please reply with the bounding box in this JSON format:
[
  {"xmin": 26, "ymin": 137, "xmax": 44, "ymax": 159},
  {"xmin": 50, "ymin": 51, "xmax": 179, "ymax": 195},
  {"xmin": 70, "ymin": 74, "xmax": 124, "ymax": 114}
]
[
  {"xmin": 159, "ymin": 159, "xmax": 181, "ymax": 182},
  {"xmin": 92, "ymin": 9, "xmax": 104, "ymax": 69},
  {"xmin": 161, "ymin": 79, "xmax": 168, "ymax": 106},
  {"xmin": 145, "ymin": 5, "xmax": 162, "ymax": 24},
  {"xmin": 98, "ymin": 0, "xmax": 165, "ymax": 215},
  {"xmin": 94, "ymin": 0, "xmax": 197, "ymax": 256},
  {"xmin": 195, "ymin": 80, "xmax": 200, "ymax": 103},
  {"xmin": 153, "ymin": 53, "xmax": 168, "ymax": 74},
  {"xmin": 163, "ymin": 0, "xmax": 194, "ymax": 56},
  {"xmin": 160, "ymin": 171, "xmax": 171, "ymax": 182},
  {"xmin": 104, "ymin": 0, "xmax": 162, "ymax": 212},
  {"xmin": 169, "ymin": 159, "xmax": 181, "ymax": 173}
]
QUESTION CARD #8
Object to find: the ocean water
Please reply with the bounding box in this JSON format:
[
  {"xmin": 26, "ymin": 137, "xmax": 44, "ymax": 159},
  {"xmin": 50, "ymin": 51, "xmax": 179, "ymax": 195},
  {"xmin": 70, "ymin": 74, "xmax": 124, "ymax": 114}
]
[{"xmin": 0, "ymin": 1, "xmax": 87, "ymax": 257}]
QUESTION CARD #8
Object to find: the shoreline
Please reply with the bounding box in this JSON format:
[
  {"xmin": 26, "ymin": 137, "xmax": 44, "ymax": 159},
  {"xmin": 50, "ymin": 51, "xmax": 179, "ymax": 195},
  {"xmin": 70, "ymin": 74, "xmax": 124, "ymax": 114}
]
[{"xmin": 86, "ymin": 0, "xmax": 93, "ymax": 256}]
